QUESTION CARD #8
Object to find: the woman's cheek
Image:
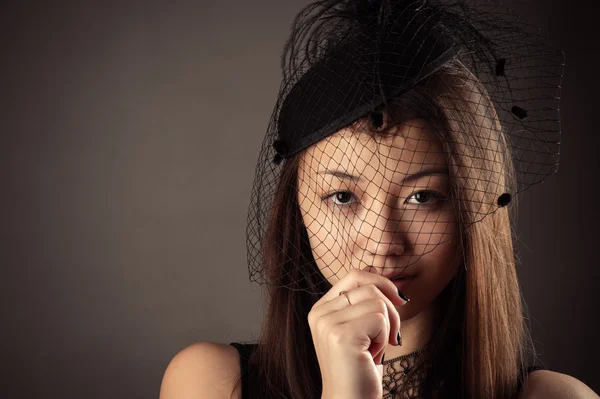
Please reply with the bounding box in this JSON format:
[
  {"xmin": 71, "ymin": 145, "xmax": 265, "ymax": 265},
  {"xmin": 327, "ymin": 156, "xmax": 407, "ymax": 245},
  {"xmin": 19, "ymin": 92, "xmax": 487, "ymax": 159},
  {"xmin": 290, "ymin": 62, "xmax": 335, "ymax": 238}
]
[
  {"xmin": 422, "ymin": 247, "xmax": 461, "ymax": 293},
  {"xmin": 310, "ymin": 224, "xmax": 347, "ymax": 282}
]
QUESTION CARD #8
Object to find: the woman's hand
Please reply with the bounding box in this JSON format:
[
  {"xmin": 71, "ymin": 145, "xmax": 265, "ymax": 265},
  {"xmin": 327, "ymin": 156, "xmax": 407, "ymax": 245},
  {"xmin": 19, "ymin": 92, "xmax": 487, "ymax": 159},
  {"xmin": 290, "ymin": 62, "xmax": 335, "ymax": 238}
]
[{"xmin": 308, "ymin": 269, "xmax": 408, "ymax": 399}]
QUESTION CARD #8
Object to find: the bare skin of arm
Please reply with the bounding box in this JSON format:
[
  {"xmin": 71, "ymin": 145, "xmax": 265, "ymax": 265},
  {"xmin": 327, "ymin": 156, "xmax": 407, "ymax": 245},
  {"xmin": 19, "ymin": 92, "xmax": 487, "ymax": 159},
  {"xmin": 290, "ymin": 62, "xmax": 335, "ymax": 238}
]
[
  {"xmin": 160, "ymin": 342, "xmax": 241, "ymax": 399},
  {"xmin": 519, "ymin": 370, "xmax": 599, "ymax": 399}
]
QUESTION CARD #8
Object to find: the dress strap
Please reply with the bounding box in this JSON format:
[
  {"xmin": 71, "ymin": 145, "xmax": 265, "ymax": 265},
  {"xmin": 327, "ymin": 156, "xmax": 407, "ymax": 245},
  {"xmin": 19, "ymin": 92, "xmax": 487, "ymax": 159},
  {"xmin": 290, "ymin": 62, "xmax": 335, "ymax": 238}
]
[{"xmin": 229, "ymin": 342, "xmax": 257, "ymax": 398}]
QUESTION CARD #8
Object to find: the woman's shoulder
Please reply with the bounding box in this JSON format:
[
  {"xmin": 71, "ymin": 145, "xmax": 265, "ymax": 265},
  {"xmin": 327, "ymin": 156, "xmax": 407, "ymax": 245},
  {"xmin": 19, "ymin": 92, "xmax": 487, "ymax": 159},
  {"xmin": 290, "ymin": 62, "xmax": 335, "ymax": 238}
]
[
  {"xmin": 159, "ymin": 341, "xmax": 242, "ymax": 399},
  {"xmin": 519, "ymin": 369, "xmax": 599, "ymax": 399}
]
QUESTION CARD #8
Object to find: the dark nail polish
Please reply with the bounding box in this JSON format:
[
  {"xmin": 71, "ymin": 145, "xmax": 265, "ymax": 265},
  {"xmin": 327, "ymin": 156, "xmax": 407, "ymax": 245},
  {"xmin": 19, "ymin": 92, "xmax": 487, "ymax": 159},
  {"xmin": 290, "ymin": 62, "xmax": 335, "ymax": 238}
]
[
  {"xmin": 397, "ymin": 331, "xmax": 402, "ymax": 346},
  {"xmin": 398, "ymin": 290, "xmax": 410, "ymax": 302},
  {"xmin": 381, "ymin": 353, "xmax": 386, "ymax": 364}
]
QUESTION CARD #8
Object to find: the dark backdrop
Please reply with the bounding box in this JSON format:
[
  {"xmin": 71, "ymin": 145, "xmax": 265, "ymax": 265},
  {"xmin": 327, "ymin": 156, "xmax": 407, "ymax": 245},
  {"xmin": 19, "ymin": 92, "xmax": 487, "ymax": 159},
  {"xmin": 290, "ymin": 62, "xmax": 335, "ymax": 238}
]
[{"xmin": 1, "ymin": 1, "xmax": 598, "ymax": 398}]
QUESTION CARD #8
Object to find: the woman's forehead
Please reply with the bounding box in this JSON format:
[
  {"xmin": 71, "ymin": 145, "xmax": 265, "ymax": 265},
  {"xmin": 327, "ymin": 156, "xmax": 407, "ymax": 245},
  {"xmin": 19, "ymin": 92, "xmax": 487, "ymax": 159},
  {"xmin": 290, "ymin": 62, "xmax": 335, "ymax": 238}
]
[{"xmin": 300, "ymin": 119, "xmax": 447, "ymax": 179}]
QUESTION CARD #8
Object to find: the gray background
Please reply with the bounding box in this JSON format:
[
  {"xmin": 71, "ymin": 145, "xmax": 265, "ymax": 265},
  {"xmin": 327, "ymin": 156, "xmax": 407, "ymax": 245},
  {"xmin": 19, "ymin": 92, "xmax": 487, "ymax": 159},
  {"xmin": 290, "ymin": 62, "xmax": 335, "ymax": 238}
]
[{"xmin": 1, "ymin": 1, "xmax": 598, "ymax": 398}]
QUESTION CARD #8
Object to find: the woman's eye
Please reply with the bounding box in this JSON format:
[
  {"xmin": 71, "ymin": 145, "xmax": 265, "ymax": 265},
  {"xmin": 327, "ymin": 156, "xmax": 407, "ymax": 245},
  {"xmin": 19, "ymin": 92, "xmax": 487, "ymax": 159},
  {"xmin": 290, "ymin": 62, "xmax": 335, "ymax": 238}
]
[
  {"xmin": 327, "ymin": 191, "xmax": 356, "ymax": 206},
  {"xmin": 407, "ymin": 191, "xmax": 447, "ymax": 206}
]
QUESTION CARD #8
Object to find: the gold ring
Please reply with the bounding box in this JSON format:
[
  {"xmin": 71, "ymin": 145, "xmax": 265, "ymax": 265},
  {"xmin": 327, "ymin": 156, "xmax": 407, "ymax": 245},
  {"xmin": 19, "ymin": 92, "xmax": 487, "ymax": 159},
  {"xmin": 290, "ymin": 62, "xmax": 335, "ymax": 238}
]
[{"xmin": 338, "ymin": 290, "xmax": 352, "ymax": 306}]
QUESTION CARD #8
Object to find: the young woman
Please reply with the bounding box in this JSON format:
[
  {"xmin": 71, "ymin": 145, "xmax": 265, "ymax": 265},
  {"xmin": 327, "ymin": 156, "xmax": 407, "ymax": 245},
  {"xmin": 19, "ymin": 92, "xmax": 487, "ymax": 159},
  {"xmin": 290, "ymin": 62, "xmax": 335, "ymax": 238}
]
[{"xmin": 160, "ymin": 1, "xmax": 598, "ymax": 398}]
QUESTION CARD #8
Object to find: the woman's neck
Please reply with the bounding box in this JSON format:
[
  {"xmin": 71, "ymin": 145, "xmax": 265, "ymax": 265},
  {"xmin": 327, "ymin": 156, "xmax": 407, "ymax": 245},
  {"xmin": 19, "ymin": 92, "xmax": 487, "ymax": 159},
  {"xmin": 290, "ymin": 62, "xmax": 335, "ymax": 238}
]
[{"xmin": 383, "ymin": 300, "xmax": 438, "ymax": 359}]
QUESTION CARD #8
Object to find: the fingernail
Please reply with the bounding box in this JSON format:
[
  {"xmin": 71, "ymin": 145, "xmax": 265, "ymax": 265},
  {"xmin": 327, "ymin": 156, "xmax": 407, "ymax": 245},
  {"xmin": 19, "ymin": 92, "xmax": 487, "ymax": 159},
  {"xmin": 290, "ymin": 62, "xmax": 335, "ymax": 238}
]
[
  {"xmin": 398, "ymin": 290, "xmax": 410, "ymax": 302},
  {"xmin": 381, "ymin": 353, "xmax": 386, "ymax": 364},
  {"xmin": 397, "ymin": 331, "xmax": 402, "ymax": 346}
]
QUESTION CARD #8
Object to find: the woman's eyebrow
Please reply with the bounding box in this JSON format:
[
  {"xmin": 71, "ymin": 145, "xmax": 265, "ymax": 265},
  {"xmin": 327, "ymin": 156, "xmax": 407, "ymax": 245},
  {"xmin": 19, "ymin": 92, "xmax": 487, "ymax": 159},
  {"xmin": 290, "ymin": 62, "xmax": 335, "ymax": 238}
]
[
  {"xmin": 402, "ymin": 168, "xmax": 449, "ymax": 184},
  {"xmin": 317, "ymin": 170, "xmax": 364, "ymax": 182},
  {"xmin": 317, "ymin": 167, "xmax": 448, "ymax": 184}
]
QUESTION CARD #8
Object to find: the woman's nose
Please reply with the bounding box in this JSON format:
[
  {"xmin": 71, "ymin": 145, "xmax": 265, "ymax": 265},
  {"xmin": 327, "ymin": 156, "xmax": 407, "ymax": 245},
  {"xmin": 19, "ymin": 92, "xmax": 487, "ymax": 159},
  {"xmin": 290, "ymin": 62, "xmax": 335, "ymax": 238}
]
[{"xmin": 362, "ymin": 200, "xmax": 406, "ymax": 257}]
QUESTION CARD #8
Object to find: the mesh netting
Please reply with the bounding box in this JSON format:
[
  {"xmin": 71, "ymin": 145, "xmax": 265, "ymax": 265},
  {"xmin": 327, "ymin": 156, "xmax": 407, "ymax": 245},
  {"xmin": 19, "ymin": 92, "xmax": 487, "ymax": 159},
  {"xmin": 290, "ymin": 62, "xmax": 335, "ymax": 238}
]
[{"xmin": 246, "ymin": 0, "xmax": 563, "ymax": 295}]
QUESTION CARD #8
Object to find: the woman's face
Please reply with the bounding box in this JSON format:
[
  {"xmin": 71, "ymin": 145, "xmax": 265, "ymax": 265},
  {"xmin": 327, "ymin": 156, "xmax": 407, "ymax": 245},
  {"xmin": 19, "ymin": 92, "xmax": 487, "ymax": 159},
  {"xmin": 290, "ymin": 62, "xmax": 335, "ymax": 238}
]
[{"xmin": 297, "ymin": 118, "xmax": 461, "ymax": 317}]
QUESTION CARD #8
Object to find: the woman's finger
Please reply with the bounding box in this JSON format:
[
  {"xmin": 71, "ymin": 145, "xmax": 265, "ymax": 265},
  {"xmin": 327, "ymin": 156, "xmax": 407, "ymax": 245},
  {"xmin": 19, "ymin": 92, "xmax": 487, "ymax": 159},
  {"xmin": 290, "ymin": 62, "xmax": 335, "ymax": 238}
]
[
  {"xmin": 311, "ymin": 284, "xmax": 402, "ymax": 345},
  {"xmin": 340, "ymin": 312, "xmax": 390, "ymax": 363},
  {"xmin": 313, "ymin": 269, "xmax": 407, "ymax": 309}
]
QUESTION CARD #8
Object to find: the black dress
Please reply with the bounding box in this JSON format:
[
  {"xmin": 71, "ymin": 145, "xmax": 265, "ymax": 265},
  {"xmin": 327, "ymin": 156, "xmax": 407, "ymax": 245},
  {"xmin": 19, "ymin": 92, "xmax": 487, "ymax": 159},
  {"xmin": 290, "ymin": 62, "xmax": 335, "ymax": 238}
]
[{"xmin": 229, "ymin": 342, "xmax": 542, "ymax": 398}]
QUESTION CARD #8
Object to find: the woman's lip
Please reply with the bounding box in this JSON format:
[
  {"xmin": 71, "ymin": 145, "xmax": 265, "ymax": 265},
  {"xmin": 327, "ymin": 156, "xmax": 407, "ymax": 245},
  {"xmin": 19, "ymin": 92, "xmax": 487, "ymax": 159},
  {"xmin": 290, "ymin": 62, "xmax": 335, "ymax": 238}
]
[{"xmin": 391, "ymin": 277, "xmax": 415, "ymax": 292}]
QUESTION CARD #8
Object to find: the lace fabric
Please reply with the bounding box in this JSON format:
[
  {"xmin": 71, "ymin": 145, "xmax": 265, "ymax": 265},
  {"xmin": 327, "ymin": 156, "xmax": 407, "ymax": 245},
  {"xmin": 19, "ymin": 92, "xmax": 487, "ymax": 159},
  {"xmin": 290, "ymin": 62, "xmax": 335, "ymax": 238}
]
[{"xmin": 382, "ymin": 349, "xmax": 428, "ymax": 398}]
